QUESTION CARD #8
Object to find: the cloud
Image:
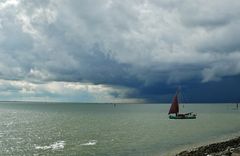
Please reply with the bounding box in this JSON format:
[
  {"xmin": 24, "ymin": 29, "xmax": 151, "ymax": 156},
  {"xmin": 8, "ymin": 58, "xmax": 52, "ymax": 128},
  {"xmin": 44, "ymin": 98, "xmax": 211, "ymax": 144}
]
[
  {"xmin": 0, "ymin": 0, "xmax": 19, "ymax": 10},
  {"xmin": 179, "ymin": 1, "xmax": 240, "ymax": 28},
  {"xmin": 0, "ymin": 79, "xmax": 141, "ymax": 102},
  {"xmin": 202, "ymin": 52, "xmax": 240, "ymax": 82},
  {"xmin": 0, "ymin": 0, "xmax": 239, "ymax": 102}
]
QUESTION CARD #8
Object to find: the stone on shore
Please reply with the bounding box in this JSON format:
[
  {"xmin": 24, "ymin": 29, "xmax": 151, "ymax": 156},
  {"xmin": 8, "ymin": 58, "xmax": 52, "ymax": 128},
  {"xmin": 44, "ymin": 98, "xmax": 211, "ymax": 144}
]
[{"xmin": 176, "ymin": 137, "xmax": 240, "ymax": 156}]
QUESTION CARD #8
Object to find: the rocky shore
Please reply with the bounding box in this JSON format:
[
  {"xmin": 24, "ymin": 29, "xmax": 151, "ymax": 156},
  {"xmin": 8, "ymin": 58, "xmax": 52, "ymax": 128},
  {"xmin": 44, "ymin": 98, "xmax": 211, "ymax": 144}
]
[{"xmin": 176, "ymin": 137, "xmax": 240, "ymax": 156}]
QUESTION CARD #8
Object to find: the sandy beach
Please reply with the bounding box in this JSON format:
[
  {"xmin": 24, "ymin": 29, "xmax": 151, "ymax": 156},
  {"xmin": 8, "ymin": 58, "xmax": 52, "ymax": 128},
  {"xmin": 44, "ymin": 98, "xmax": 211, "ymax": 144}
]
[{"xmin": 176, "ymin": 136, "xmax": 240, "ymax": 156}]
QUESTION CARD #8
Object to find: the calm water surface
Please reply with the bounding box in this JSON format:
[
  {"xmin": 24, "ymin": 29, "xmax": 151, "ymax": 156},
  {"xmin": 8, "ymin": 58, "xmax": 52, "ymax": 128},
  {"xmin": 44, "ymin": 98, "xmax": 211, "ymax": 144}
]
[{"xmin": 0, "ymin": 102, "xmax": 239, "ymax": 156}]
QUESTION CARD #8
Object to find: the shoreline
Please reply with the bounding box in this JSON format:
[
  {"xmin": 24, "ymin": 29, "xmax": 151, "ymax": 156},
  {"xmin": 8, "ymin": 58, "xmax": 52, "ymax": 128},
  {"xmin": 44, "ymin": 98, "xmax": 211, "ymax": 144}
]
[{"xmin": 176, "ymin": 136, "xmax": 240, "ymax": 156}]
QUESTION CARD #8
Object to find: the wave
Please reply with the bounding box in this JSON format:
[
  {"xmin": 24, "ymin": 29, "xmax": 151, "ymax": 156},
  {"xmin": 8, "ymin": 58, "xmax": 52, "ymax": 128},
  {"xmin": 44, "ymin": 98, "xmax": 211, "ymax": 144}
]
[
  {"xmin": 35, "ymin": 141, "xmax": 65, "ymax": 150},
  {"xmin": 80, "ymin": 140, "xmax": 97, "ymax": 146}
]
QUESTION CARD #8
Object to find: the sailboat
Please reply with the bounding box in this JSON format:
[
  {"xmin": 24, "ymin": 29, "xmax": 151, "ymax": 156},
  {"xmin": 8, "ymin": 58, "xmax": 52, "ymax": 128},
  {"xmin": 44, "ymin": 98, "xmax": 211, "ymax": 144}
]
[{"xmin": 168, "ymin": 89, "xmax": 197, "ymax": 119}]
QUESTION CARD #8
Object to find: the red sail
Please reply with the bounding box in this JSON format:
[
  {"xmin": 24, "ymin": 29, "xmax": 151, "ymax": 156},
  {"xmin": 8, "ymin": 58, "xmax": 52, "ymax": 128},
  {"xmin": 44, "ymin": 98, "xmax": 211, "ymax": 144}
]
[{"xmin": 168, "ymin": 94, "xmax": 179, "ymax": 114}]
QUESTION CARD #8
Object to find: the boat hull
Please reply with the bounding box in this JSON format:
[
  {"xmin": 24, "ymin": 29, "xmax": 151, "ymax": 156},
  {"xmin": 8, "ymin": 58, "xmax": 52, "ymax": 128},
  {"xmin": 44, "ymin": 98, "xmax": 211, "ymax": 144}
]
[{"xmin": 169, "ymin": 114, "xmax": 196, "ymax": 119}]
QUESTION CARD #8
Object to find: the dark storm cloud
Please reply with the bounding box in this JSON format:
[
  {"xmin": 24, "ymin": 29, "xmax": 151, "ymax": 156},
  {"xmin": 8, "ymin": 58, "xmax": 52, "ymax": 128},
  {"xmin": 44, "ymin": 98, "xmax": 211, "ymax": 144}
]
[{"xmin": 0, "ymin": 0, "xmax": 240, "ymax": 102}]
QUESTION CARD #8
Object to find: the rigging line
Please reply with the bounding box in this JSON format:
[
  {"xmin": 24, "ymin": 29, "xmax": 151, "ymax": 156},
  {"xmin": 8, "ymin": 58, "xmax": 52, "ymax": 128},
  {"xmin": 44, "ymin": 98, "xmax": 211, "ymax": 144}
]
[{"xmin": 181, "ymin": 89, "xmax": 189, "ymax": 104}]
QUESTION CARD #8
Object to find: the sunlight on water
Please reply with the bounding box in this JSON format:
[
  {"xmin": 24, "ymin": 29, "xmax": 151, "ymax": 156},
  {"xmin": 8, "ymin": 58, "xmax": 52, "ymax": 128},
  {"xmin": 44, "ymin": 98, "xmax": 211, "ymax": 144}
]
[{"xmin": 0, "ymin": 102, "xmax": 239, "ymax": 156}]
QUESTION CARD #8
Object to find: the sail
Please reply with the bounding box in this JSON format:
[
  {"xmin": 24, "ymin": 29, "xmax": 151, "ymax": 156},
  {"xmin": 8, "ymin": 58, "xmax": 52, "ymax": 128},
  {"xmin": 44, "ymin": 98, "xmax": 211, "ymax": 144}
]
[{"xmin": 168, "ymin": 94, "xmax": 179, "ymax": 114}]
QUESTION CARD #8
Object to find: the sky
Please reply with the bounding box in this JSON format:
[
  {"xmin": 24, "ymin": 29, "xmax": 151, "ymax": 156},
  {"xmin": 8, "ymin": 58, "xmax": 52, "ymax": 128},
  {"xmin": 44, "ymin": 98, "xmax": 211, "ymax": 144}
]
[{"xmin": 0, "ymin": 0, "xmax": 240, "ymax": 103}]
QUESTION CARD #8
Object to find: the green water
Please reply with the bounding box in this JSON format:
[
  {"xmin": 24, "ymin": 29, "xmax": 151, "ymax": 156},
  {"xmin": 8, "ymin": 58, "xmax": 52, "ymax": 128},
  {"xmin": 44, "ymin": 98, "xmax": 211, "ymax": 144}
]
[{"xmin": 0, "ymin": 102, "xmax": 239, "ymax": 156}]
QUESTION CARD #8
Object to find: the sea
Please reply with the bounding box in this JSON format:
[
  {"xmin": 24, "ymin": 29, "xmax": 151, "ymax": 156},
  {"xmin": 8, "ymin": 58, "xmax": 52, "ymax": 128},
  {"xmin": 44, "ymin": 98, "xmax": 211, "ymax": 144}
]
[{"xmin": 0, "ymin": 102, "xmax": 239, "ymax": 156}]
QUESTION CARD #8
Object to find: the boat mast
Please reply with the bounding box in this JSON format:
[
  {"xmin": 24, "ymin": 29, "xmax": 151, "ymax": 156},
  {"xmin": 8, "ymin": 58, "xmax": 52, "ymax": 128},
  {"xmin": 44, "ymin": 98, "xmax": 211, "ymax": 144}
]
[{"xmin": 175, "ymin": 88, "xmax": 180, "ymax": 116}]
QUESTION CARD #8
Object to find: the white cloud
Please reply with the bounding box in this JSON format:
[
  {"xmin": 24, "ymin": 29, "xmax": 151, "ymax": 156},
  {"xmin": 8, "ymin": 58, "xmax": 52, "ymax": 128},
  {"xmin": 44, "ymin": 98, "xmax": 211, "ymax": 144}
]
[
  {"xmin": 16, "ymin": 13, "xmax": 40, "ymax": 38},
  {"xmin": 0, "ymin": 79, "xmax": 141, "ymax": 102},
  {"xmin": 0, "ymin": 0, "xmax": 19, "ymax": 10}
]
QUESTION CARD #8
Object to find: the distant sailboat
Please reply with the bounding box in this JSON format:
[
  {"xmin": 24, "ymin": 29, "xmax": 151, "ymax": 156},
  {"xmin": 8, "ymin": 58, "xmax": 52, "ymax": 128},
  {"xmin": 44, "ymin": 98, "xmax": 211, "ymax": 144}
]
[{"xmin": 168, "ymin": 89, "xmax": 197, "ymax": 119}]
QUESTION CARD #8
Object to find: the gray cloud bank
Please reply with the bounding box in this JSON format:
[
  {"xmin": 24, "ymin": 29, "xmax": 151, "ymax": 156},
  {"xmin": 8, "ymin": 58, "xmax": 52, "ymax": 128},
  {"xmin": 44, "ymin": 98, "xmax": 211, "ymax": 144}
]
[{"xmin": 0, "ymin": 0, "xmax": 240, "ymax": 102}]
